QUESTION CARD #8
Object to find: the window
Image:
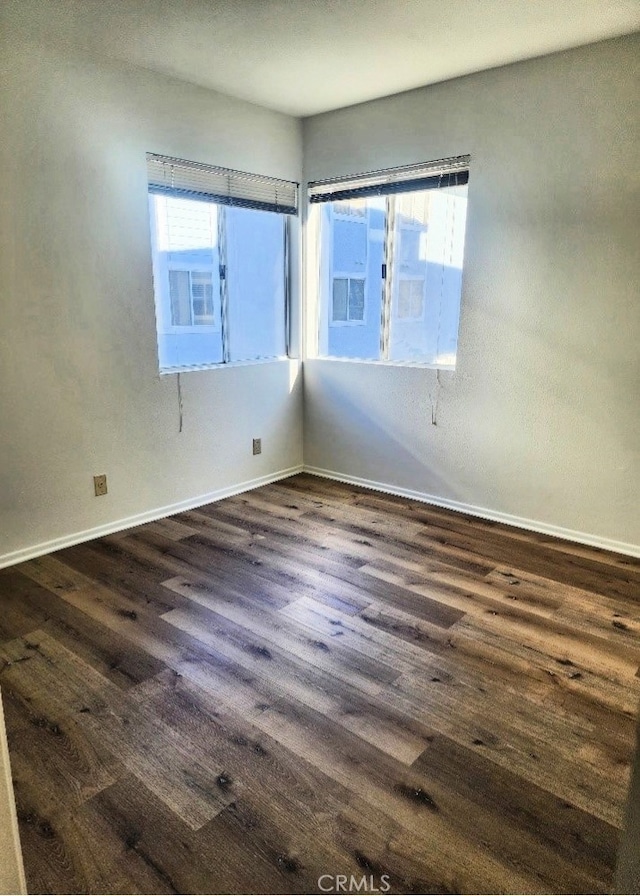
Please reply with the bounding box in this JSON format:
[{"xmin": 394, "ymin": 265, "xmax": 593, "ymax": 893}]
[
  {"xmin": 397, "ymin": 278, "xmax": 425, "ymax": 320},
  {"xmin": 310, "ymin": 156, "xmax": 469, "ymax": 367},
  {"xmin": 168, "ymin": 270, "xmax": 216, "ymax": 326},
  {"xmin": 147, "ymin": 153, "xmax": 297, "ymax": 371},
  {"xmin": 332, "ymin": 277, "xmax": 365, "ymax": 323}
]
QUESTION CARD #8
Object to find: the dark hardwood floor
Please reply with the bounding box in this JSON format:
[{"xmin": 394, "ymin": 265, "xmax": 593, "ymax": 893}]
[{"xmin": 1, "ymin": 473, "xmax": 639, "ymax": 894}]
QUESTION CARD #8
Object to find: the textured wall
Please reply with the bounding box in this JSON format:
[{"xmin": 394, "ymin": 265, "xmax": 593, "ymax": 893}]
[
  {"xmin": 303, "ymin": 34, "xmax": 640, "ymax": 551},
  {"xmin": 0, "ymin": 36, "xmax": 303, "ymax": 563}
]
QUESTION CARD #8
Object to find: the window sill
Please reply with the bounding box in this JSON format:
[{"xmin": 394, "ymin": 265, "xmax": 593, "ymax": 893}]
[
  {"xmin": 159, "ymin": 356, "xmax": 292, "ymax": 375},
  {"xmin": 308, "ymin": 356, "xmax": 456, "ymax": 372},
  {"xmin": 328, "ymin": 321, "xmax": 367, "ymax": 328}
]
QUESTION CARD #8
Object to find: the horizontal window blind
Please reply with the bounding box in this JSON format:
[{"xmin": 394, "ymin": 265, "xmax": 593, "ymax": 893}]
[
  {"xmin": 147, "ymin": 153, "xmax": 298, "ymax": 215},
  {"xmin": 308, "ymin": 155, "xmax": 470, "ymax": 204}
]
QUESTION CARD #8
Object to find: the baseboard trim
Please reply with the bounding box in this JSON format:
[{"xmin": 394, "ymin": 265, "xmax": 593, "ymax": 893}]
[
  {"xmin": 3, "ymin": 462, "xmax": 638, "ymax": 567},
  {"xmin": 303, "ymin": 465, "xmax": 640, "ymax": 559},
  {"xmin": 0, "ymin": 465, "xmax": 304, "ymax": 570}
]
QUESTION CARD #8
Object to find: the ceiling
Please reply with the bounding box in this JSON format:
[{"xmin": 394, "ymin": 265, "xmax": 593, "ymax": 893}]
[{"xmin": 3, "ymin": 0, "xmax": 639, "ymax": 116}]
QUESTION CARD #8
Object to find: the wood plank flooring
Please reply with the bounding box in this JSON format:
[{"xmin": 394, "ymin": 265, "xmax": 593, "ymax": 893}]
[{"xmin": 1, "ymin": 473, "xmax": 639, "ymax": 894}]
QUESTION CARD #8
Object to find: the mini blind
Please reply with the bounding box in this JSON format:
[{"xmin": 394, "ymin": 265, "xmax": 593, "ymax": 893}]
[
  {"xmin": 147, "ymin": 153, "xmax": 298, "ymax": 215},
  {"xmin": 308, "ymin": 155, "xmax": 470, "ymax": 204}
]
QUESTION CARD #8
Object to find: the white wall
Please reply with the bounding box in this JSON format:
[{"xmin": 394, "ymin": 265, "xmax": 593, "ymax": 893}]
[
  {"xmin": 1, "ymin": 30, "xmax": 638, "ymax": 565},
  {"xmin": 303, "ymin": 34, "xmax": 640, "ymax": 554},
  {"xmin": 0, "ymin": 35, "xmax": 303, "ymax": 565}
]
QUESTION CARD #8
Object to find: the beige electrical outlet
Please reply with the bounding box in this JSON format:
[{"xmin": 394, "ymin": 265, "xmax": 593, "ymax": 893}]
[{"xmin": 93, "ymin": 474, "xmax": 108, "ymax": 496}]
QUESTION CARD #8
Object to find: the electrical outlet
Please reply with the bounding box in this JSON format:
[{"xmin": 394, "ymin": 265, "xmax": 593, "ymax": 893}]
[
  {"xmin": 252, "ymin": 438, "xmax": 262, "ymax": 456},
  {"xmin": 93, "ymin": 474, "xmax": 108, "ymax": 497}
]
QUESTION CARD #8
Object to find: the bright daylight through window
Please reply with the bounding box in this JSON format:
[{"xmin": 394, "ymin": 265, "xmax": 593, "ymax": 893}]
[
  {"xmin": 309, "ymin": 156, "xmax": 469, "ymax": 367},
  {"xmin": 147, "ymin": 154, "xmax": 298, "ymax": 372}
]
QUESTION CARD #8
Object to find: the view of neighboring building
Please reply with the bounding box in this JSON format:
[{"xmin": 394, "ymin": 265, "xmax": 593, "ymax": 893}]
[
  {"xmin": 149, "ymin": 195, "xmax": 286, "ymax": 369},
  {"xmin": 316, "ymin": 186, "xmax": 467, "ymax": 365}
]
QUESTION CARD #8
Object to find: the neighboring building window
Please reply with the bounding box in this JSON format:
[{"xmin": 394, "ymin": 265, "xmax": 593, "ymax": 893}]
[
  {"xmin": 310, "ymin": 156, "xmax": 469, "ymax": 367},
  {"xmin": 189, "ymin": 271, "xmax": 215, "ymax": 325},
  {"xmin": 147, "ymin": 153, "xmax": 297, "ymax": 372},
  {"xmin": 397, "ymin": 278, "xmax": 425, "ymax": 320},
  {"xmin": 332, "ymin": 276, "xmax": 365, "ymax": 323},
  {"xmin": 168, "ymin": 269, "xmax": 216, "ymax": 327}
]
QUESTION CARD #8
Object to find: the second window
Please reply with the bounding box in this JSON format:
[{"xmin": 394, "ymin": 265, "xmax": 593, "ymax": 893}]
[{"xmin": 310, "ymin": 157, "xmax": 469, "ymax": 368}]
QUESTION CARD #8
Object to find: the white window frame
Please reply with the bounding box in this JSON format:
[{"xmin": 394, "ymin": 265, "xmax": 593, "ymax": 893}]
[
  {"xmin": 308, "ymin": 155, "xmax": 469, "ymax": 368},
  {"xmin": 146, "ymin": 153, "xmax": 298, "ymax": 373}
]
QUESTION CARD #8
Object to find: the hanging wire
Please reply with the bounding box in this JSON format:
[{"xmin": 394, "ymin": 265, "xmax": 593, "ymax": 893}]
[
  {"xmin": 176, "ymin": 372, "xmax": 183, "ymax": 433},
  {"xmin": 431, "ymin": 368, "xmax": 442, "ymax": 426}
]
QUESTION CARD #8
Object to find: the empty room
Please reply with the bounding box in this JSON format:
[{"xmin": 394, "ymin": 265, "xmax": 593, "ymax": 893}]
[{"xmin": 1, "ymin": 1, "xmax": 639, "ymax": 893}]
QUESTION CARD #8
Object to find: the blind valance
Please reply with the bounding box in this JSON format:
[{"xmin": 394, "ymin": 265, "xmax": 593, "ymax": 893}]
[
  {"xmin": 147, "ymin": 153, "xmax": 298, "ymax": 215},
  {"xmin": 308, "ymin": 155, "xmax": 470, "ymax": 204}
]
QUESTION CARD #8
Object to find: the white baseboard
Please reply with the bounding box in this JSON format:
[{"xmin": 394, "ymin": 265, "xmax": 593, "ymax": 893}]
[
  {"xmin": 3, "ymin": 462, "xmax": 638, "ymax": 567},
  {"xmin": 303, "ymin": 465, "xmax": 640, "ymax": 559},
  {"xmin": 0, "ymin": 465, "xmax": 304, "ymax": 570}
]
